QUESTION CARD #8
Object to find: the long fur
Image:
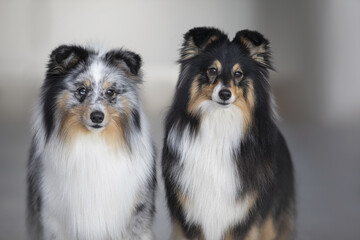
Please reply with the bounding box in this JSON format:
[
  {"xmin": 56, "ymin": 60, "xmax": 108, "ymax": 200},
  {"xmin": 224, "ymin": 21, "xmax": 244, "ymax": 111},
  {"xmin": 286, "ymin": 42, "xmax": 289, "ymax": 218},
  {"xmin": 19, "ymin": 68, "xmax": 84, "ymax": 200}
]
[
  {"xmin": 27, "ymin": 45, "xmax": 156, "ymax": 240},
  {"xmin": 162, "ymin": 27, "xmax": 295, "ymax": 240}
]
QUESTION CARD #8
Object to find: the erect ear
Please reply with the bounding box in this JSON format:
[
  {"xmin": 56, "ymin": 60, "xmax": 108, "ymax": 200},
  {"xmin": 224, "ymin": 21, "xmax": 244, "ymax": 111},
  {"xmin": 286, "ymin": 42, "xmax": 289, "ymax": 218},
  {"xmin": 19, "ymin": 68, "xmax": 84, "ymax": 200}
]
[
  {"xmin": 180, "ymin": 27, "xmax": 228, "ymax": 61},
  {"xmin": 48, "ymin": 45, "xmax": 89, "ymax": 75},
  {"xmin": 105, "ymin": 49, "xmax": 142, "ymax": 76},
  {"xmin": 233, "ymin": 30, "xmax": 272, "ymax": 69}
]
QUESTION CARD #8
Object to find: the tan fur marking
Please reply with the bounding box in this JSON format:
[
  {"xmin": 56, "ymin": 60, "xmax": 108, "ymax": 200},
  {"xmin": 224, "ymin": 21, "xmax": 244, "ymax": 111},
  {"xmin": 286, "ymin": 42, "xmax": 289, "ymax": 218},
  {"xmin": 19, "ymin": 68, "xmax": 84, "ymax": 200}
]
[
  {"xmin": 102, "ymin": 80, "xmax": 111, "ymax": 90},
  {"xmin": 120, "ymin": 96, "xmax": 132, "ymax": 121},
  {"xmin": 231, "ymin": 80, "xmax": 255, "ymax": 134},
  {"xmin": 57, "ymin": 92, "xmax": 70, "ymax": 113},
  {"xmin": 112, "ymin": 60, "xmax": 141, "ymax": 81},
  {"xmin": 276, "ymin": 211, "xmax": 295, "ymax": 240},
  {"xmin": 244, "ymin": 223, "xmax": 260, "ymax": 240},
  {"xmin": 260, "ymin": 216, "xmax": 276, "ymax": 240},
  {"xmin": 205, "ymin": 35, "xmax": 219, "ymax": 45},
  {"xmin": 223, "ymin": 230, "xmax": 234, "ymax": 240},
  {"xmin": 51, "ymin": 65, "xmax": 64, "ymax": 74},
  {"xmin": 176, "ymin": 191, "xmax": 188, "ymax": 209},
  {"xmin": 239, "ymin": 37, "xmax": 269, "ymax": 67},
  {"xmin": 60, "ymin": 105, "xmax": 89, "ymax": 143},
  {"xmin": 172, "ymin": 221, "xmax": 187, "ymax": 240},
  {"xmin": 83, "ymin": 79, "xmax": 91, "ymax": 88},
  {"xmin": 182, "ymin": 37, "xmax": 199, "ymax": 60},
  {"xmin": 172, "ymin": 217, "xmax": 205, "ymax": 240},
  {"xmin": 232, "ymin": 63, "xmax": 242, "ymax": 74},
  {"xmin": 100, "ymin": 105, "xmax": 128, "ymax": 152},
  {"xmin": 212, "ymin": 59, "xmax": 222, "ymax": 73},
  {"xmin": 187, "ymin": 75, "xmax": 216, "ymax": 115},
  {"xmin": 59, "ymin": 98, "xmax": 128, "ymax": 152},
  {"xmin": 239, "ymin": 37, "xmax": 266, "ymax": 56},
  {"xmin": 182, "ymin": 35, "xmax": 219, "ymax": 60},
  {"xmin": 238, "ymin": 191, "xmax": 258, "ymax": 210}
]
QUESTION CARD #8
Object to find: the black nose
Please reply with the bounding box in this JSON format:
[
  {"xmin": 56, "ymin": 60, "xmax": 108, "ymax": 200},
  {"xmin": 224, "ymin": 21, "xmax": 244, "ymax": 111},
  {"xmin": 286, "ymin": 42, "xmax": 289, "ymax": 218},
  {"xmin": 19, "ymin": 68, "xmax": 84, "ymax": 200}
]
[
  {"xmin": 90, "ymin": 111, "xmax": 104, "ymax": 124},
  {"xmin": 219, "ymin": 89, "xmax": 232, "ymax": 101}
]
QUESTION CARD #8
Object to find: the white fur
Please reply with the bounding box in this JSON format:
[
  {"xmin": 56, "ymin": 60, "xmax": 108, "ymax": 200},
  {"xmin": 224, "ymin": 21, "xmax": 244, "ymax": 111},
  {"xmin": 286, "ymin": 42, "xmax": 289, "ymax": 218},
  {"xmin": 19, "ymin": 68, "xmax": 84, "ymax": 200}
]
[
  {"xmin": 211, "ymin": 82, "xmax": 236, "ymax": 105},
  {"xmin": 89, "ymin": 60, "xmax": 105, "ymax": 85},
  {"xmin": 168, "ymin": 101, "xmax": 251, "ymax": 240},
  {"xmin": 39, "ymin": 114, "xmax": 153, "ymax": 240}
]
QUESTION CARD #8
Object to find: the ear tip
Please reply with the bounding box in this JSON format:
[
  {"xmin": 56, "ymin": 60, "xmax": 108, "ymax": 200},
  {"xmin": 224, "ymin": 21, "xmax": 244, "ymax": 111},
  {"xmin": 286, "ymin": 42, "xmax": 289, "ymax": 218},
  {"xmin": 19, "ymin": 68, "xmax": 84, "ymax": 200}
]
[
  {"xmin": 184, "ymin": 26, "xmax": 226, "ymax": 41},
  {"xmin": 125, "ymin": 50, "xmax": 142, "ymax": 71},
  {"xmin": 50, "ymin": 45, "xmax": 86, "ymax": 62},
  {"xmin": 234, "ymin": 29, "xmax": 269, "ymax": 46},
  {"xmin": 106, "ymin": 48, "xmax": 142, "ymax": 75}
]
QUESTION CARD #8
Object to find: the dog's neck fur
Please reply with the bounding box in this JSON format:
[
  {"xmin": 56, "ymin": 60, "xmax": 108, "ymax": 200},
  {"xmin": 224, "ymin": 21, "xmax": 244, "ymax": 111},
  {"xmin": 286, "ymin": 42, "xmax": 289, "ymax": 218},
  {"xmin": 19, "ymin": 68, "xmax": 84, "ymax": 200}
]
[
  {"xmin": 39, "ymin": 124, "xmax": 152, "ymax": 239},
  {"xmin": 168, "ymin": 102, "xmax": 252, "ymax": 240}
]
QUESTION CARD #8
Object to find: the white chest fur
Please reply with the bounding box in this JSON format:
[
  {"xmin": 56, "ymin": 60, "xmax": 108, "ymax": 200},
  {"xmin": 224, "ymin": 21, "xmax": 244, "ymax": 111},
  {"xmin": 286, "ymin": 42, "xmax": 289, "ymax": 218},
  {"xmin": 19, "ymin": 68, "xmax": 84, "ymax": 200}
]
[
  {"xmin": 169, "ymin": 103, "xmax": 252, "ymax": 240},
  {"xmin": 40, "ymin": 133, "xmax": 151, "ymax": 240}
]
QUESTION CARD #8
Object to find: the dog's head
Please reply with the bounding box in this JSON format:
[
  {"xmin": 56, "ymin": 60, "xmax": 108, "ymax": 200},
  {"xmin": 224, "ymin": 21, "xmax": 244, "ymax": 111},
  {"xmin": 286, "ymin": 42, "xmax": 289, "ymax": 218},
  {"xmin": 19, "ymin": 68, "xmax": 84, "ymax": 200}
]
[
  {"xmin": 176, "ymin": 27, "xmax": 273, "ymax": 132},
  {"xmin": 42, "ymin": 45, "xmax": 142, "ymax": 144}
]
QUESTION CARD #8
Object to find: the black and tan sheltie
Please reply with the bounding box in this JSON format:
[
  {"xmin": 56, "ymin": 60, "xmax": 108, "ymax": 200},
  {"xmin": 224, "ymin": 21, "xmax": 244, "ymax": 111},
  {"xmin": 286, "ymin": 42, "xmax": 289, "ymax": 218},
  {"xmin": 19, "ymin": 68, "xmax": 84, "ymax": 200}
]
[
  {"xmin": 162, "ymin": 27, "xmax": 295, "ymax": 240},
  {"xmin": 27, "ymin": 45, "xmax": 156, "ymax": 239}
]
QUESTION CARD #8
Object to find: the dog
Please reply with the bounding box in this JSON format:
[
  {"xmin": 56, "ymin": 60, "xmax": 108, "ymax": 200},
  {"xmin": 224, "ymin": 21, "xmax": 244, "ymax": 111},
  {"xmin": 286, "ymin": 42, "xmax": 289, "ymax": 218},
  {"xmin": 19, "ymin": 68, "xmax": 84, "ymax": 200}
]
[
  {"xmin": 27, "ymin": 45, "xmax": 156, "ymax": 240},
  {"xmin": 162, "ymin": 27, "xmax": 295, "ymax": 240}
]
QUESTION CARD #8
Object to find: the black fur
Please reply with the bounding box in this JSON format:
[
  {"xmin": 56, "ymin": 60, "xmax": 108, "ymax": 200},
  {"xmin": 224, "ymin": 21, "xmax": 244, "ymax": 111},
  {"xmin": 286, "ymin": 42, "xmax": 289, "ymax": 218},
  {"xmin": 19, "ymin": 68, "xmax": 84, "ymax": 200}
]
[
  {"xmin": 42, "ymin": 45, "xmax": 91, "ymax": 141},
  {"xmin": 105, "ymin": 49, "xmax": 142, "ymax": 75},
  {"xmin": 162, "ymin": 27, "xmax": 295, "ymax": 239}
]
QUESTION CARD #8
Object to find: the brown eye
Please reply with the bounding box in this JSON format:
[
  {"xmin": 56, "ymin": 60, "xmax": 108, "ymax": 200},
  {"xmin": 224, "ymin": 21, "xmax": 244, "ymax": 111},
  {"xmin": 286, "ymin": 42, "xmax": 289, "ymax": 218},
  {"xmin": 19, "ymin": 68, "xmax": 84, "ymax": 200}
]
[
  {"xmin": 105, "ymin": 89, "xmax": 115, "ymax": 98},
  {"xmin": 77, "ymin": 87, "xmax": 88, "ymax": 96},
  {"xmin": 208, "ymin": 67, "xmax": 218, "ymax": 76},
  {"xmin": 234, "ymin": 71, "xmax": 243, "ymax": 78}
]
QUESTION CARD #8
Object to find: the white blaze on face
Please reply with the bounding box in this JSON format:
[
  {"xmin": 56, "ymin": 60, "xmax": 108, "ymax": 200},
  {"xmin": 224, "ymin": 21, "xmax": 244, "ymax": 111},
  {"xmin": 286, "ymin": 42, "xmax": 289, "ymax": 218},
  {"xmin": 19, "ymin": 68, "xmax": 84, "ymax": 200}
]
[
  {"xmin": 89, "ymin": 60, "xmax": 106, "ymax": 101},
  {"xmin": 211, "ymin": 82, "xmax": 236, "ymax": 105}
]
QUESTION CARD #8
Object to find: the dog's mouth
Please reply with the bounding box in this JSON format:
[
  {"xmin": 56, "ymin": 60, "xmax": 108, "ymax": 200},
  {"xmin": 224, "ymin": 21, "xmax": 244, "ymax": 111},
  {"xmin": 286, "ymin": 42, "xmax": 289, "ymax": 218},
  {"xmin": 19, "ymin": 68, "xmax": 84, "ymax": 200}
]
[
  {"xmin": 90, "ymin": 124, "xmax": 104, "ymax": 129},
  {"xmin": 216, "ymin": 101, "xmax": 231, "ymax": 107}
]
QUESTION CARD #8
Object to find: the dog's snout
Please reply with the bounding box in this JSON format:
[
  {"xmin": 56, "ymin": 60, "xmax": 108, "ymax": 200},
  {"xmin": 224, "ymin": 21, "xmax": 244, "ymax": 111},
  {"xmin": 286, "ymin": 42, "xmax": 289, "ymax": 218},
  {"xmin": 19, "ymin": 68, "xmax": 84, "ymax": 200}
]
[
  {"xmin": 219, "ymin": 89, "xmax": 232, "ymax": 101},
  {"xmin": 90, "ymin": 111, "xmax": 104, "ymax": 124}
]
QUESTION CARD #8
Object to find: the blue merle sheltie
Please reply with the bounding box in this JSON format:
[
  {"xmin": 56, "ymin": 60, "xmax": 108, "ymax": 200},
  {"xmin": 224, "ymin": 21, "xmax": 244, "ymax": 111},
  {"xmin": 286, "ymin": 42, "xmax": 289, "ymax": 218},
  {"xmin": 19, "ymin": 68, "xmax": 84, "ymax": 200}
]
[
  {"xmin": 162, "ymin": 27, "xmax": 295, "ymax": 240},
  {"xmin": 27, "ymin": 45, "xmax": 156, "ymax": 240}
]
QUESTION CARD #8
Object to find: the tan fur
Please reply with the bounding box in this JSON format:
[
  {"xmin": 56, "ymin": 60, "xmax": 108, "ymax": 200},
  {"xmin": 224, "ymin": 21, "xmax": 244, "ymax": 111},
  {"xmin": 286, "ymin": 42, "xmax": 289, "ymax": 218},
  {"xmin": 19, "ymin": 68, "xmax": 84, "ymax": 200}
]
[
  {"xmin": 187, "ymin": 75, "xmax": 217, "ymax": 115},
  {"xmin": 182, "ymin": 37, "xmax": 200, "ymax": 60},
  {"xmin": 59, "ymin": 105, "xmax": 90, "ymax": 143},
  {"xmin": 176, "ymin": 191, "xmax": 188, "ymax": 209},
  {"xmin": 172, "ymin": 220, "xmax": 206, "ymax": 240},
  {"xmin": 100, "ymin": 108, "xmax": 128, "ymax": 153},
  {"xmin": 57, "ymin": 92, "xmax": 70, "ymax": 113},
  {"xmin": 238, "ymin": 191, "xmax": 258, "ymax": 210},
  {"xmin": 232, "ymin": 64, "xmax": 243, "ymax": 84},
  {"xmin": 276, "ymin": 211, "xmax": 295, "ymax": 240},
  {"xmin": 83, "ymin": 79, "xmax": 91, "ymax": 88},
  {"xmin": 58, "ymin": 93, "xmax": 129, "ymax": 152},
  {"xmin": 238, "ymin": 37, "xmax": 269, "ymax": 67},
  {"xmin": 112, "ymin": 60, "xmax": 141, "ymax": 81},
  {"xmin": 232, "ymin": 63, "xmax": 242, "ymax": 73},
  {"xmin": 204, "ymin": 35, "xmax": 220, "ymax": 49},
  {"xmin": 182, "ymin": 35, "xmax": 220, "ymax": 60},
  {"xmin": 102, "ymin": 80, "xmax": 111, "ymax": 89},
  {"xmin": 231, "ymin": 80, "xmax": 255, "ymax": 134},
  {"xmin": 211, "ymin": 60, "xmax": 222, "ymax": 73},
  {"xmin": 260, "ymin": 216, "xmax": 276, "ymax": 240},
  {"xmin": 172, "ymin": 221, "xmax": 187, "ymax": 240},
  {"xmin": 243, "ymin": 224, "xmax": 260, "ymax": 240}
]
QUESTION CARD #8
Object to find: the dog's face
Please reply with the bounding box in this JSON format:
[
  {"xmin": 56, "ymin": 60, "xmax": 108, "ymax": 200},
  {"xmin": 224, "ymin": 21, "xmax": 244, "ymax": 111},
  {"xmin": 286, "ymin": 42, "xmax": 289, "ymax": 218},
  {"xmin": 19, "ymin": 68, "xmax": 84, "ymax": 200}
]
[
  {"xmin": 177, "ymin": 27, "xmax": 273, "ymax": 131},
  {"xmin": 42, "ymin": 45, "xmax": 142, "ymax": 142}
]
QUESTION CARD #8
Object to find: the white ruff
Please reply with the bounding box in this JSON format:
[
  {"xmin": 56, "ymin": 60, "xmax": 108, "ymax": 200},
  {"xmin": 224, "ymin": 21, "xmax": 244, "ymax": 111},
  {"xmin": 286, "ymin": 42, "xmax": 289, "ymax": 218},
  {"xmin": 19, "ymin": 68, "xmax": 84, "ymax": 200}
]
[
  {"xmin": 41, "ymin": 132, "xmax": 152, "ymax": 240},
  {"xmin": 169, "ymin": 101, "xmax": 251, "ymax": 240}
]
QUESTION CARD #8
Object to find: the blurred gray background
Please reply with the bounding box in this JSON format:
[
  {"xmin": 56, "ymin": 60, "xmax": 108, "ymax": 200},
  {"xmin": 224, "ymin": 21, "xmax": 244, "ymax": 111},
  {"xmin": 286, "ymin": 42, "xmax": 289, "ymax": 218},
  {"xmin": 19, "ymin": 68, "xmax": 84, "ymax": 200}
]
[{"xmin": 1, "ymin": 0, "xmax": 359, "ymax": 239}]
